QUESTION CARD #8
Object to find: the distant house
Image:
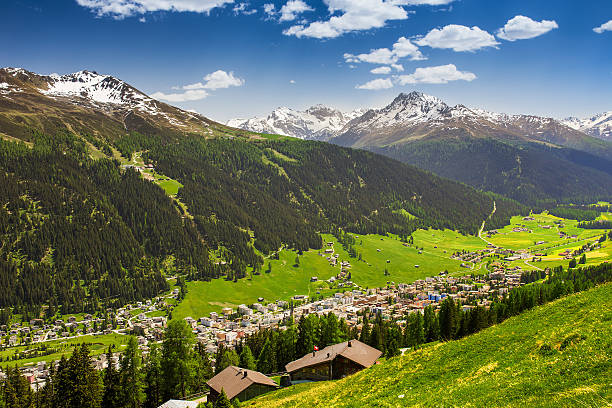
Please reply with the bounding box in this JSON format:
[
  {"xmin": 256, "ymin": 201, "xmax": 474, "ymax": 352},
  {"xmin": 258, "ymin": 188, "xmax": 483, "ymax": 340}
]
[
  {"xmin": 285, "ymin": 340, "xmax": 381, "ymax": 382},
  {"xmin": 207, "ymin": 366, "xmax": 278, "ymax": 403}
]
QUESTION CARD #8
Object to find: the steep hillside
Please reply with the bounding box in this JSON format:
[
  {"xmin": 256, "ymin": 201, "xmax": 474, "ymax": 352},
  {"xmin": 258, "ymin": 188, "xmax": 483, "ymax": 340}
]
[
  {"xmin": 0, "ymin": 68, "xmax": 524, "ymax": 313},
  {"xmin": 332, "ymin": 92, "xmax": 612, "ymax": 205},
  {"xmin": 0, "ymin": 67, "xmax": 259, "ymax": 146},
  {"xmin": 251, "ymin": 282, "xmax": 612, "ymax": 408}
]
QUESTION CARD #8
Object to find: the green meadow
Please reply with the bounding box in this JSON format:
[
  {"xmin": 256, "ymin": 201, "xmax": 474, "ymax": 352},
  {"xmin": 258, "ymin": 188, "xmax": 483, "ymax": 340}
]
[
  {"xmin": 172, "ymin": 211, "xmax": 611, "ymax": 320},
  {"xmin": 0, "ymin": 333, "xmax": 128, "ymax": 368},
  {"xmin": 249, "ymin": 283, "xmax": 612, "ymax": 408},
  {"xmin": 173, "ymin": 230, "xmax": 486, "ymax": 320}
]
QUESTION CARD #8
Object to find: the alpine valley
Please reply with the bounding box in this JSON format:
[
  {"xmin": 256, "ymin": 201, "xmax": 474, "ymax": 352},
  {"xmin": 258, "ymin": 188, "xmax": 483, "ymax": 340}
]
[{"xmin": 231, "ymin": 92, "xmax": 612, "ymax": 206}]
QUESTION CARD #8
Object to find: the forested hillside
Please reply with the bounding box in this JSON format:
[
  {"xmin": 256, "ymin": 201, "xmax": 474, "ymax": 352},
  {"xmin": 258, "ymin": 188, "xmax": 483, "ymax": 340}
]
[
  {"xmin": 0, "ymin": 126, "xmax": 523, "ymax": 313},
  {"xmin": 371, "ymin": 136, "xmax": 612, "ymax": 206}
]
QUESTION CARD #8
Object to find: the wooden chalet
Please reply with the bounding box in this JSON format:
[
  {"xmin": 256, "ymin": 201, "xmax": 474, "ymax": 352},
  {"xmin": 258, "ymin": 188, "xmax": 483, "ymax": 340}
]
[
  {"xmin": 285, "ymin": 339, "xmax": 381, "ymax": 381},
  {"xmin": 207, "ymin": 366, "xmax": 278, "ymax": 403}
]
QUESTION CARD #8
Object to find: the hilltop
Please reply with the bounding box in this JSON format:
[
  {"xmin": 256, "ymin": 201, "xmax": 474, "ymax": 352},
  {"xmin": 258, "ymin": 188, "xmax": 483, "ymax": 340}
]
[
  {"xmin": 250, "ymin": 282, "xmax": 612, "ymax": 408},
  {"xmin": 0, "ymin": 68, "xmax": 521, "ymax": 314}
]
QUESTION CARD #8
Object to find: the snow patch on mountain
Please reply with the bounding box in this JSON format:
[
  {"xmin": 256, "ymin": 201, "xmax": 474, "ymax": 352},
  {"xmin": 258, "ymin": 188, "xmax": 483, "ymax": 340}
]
[
  {"xmin": 227, "ymin": 105, "xmax": 367, "ymax": 140},
  {"xmin": 562, "ymin": 112, "xmax": 612, "ymax": 140}
]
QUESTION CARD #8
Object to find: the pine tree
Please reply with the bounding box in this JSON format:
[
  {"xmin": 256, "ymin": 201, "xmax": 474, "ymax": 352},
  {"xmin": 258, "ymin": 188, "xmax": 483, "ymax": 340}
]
[
  {"xmin": 217, "ymin": 349, "xmax": 239, "ymax": 373},
  {"xmin": 256, "ymin": 339, "xmax": 277, "ymax": 374},
  {"xmin": 439, "ymin": 297, "xmax": 458, "ymax": 341},
  {"xmin": 423, "ymin": 306, "xmax": 439, "ymax": 342},
  {"xmin": 359, "ymin": 315, "xmax": 370, "ymax": 345},
  {"xmin": 295, "ymin": 316, "xmax": 315, "ymax": 357},
  {"xmin": 143, "ymin": 344, "xmax": 163, "ymax": 408},
  {"xmin": 239, "ymin": 345, "xmax": 257, "ymax": 371},
  {"xmin": 3, "ymin": 366, "xmax": 34, "ymax": 408},
  {"xmin": 102, "ymin": 346, "xmax": 121, "ymax": 408},
  {"xmin": 214, "ymin": 389, "xmax": 232, "ymax": 408},
  {"xmin": 161, "ymin": 320, "xmax": 195, "ymax": 400},
  {"xmin": 119, "ymin": 336, "xmax": 145, "ymax": 408}
]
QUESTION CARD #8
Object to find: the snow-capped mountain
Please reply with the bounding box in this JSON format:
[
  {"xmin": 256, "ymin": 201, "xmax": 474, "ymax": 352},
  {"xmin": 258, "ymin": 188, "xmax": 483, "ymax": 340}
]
[
  {"xmin": 562, "ymin": 112, "xmax": 612, "ymax": 141},
  {"xmin": 227, "ymin": 105, "xmax": 366, "ymax": 140},
  {"xmin": 333, "ymin": 92, "xmax": 609, "ymax": 158},
  {"xmin": 0, "ymin": 67, "xmax": 216, "ymax": 137}
]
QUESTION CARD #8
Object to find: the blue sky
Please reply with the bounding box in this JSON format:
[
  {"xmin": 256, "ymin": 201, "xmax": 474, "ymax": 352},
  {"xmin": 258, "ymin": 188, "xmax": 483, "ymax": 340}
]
[{"xmin": 1, "ymin": 0, "xmax": 611, "ymax": 121}]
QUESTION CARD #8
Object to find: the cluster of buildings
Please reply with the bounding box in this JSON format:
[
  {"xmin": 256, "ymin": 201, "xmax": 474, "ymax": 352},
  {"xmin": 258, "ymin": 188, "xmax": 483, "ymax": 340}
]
[{"xmin": 182, "ymin": 270, "xmax": 527, "ymax": 357}]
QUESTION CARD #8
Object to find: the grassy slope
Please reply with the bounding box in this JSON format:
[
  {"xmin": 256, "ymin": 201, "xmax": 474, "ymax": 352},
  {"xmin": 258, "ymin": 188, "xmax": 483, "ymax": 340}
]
[
  {"xmin": 250, "ymin": 283, "xmax": 612, "ymax": 408},
  {"xmin": 172, "ymin": 217, "xmax": 611, "ymax": 320},
  {"xmin": 0, "ymin": 333, "xmax": 127, "ymax": 368},
  {"xmin": 172, "ymin": 230, "xmax": 484, "ymax": 319}
]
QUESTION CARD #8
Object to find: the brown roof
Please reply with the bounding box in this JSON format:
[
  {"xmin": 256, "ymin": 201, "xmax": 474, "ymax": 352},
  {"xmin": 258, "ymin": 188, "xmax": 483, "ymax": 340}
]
[
  {"xmin": 285, "ymin": 340, "xmax": 382, "ymax": 373},
  {"xmin": 206, "ymin": 366, "xmax": 278, "ymax": 400}
]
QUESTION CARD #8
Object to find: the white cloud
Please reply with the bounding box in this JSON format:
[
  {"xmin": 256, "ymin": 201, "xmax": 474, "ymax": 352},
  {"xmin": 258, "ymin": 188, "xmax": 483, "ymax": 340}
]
[
  {"xmin": 371, "ymin": 66, "xmax": 392, "ymax": 74},
  {"xmin": 497, "ymin": 15, "xmax": 558, "ymax": 41},
  {"xmin": 415, "ymin": 24, "xmax": 499, "ymax": 52},
  {"xmin": 75, "ymin": 0, "xmax": 234, "ymax": 19},
  {"xmin": 279, "ymin": 0, "xmax": 313, "ymax": 22},
  {"xmin": 182, "ymin": 70, "xmax": 245, "ymax": 90},
  {"xmin": 290, "ymin": 79, "xmax": 296, "ymax": 84},
  {"xmin": 390, "ymin": 63, "xmax": 404, "ymax": 72},
  {"xmin": 395, "ymin": 64, "xmax": 476, "ymax": 84},
  {"xmin": 284, "ymin": 0, "xmax": 412, "ymax": 39},
  {"xmin": 344, "ymin": 37, "xmax": 424, "ymax": 66},
  {"xmin": 233, "ymin": 2, "xmax": 256, "ymax": 15},
  {"xmin": 138, "ymin": 16, "xmax": 145, "ymax": 22},
  {"xmin": 152, "ymin": 70, "xmax": 244, "ymax": 102},
  {"xmin": 151, "ymin": 89, "xmax": 209, "ymax": 102},
  {"xmin": 263, "ymin": 3, "xmax": 276, "ymax": 17},
  {"xmin": 593, "ymin": 19, "xmax": 612, "ymax": 34},
  {"xmin": 356, "ymin": 78, "xmax": 394, "ymax": 90}
]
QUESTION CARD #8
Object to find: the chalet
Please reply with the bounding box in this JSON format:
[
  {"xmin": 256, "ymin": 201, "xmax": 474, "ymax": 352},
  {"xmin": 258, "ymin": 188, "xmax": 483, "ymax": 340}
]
[
  {"xmin": 285, "ymin": 340, "xmax": 381, "ymax": 382},
  {"xmin": 207, "ymin": 366, "xmax": 278, "ymax": 403}
]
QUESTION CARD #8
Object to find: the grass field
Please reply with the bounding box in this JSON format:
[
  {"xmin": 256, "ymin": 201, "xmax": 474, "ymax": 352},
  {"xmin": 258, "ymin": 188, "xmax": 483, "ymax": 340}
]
[
  {"xmin": 172, "ymin": 211, "xmax": 611, "ymax": 321},
  {"xmin": 0, "ymin": 333, "xmax": 128, "ymax": 368},
  {"xmin": 173, "ymin": 230, "xmax": 487, "ymax": 320},
  {"xmin": 249, "ymin": 283, "xmax": 612, "ymax": 408}
]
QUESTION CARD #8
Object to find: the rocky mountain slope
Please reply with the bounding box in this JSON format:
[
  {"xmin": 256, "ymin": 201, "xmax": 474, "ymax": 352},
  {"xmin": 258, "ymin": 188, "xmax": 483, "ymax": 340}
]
[
  {"xmin": 0, "ymin": 67, "xmax": 258, "ymax": 145},
  {"xmin": 227, "ymin": 105, "xmax": 366, "ymax": 140},
  {"xmin": 333, "ymin": 92, "xmax": 612, "ymax": 160},
  {"xmin": 563, "ymin": 111, "xmax": 612, "ymax": 141}
]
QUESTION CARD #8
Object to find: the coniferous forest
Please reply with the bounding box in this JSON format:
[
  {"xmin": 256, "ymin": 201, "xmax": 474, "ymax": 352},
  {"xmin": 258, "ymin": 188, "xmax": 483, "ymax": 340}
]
[{"xmin": 0, "ymin": 129, "xmax": 523, "ymax": 313}]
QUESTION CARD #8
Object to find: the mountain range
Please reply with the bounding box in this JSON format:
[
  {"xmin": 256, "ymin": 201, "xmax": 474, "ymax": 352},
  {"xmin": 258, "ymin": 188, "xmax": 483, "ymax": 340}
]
[
  {"xmin": 231, "ymin": 92, "xmax": 612, "ymax": 205},
  {"xmin": 0, "ymin": 67, "xmax": 523, "ymax": 311},
  {"xmin": 227, "ymin": 105, "xmax": 366, "ymax": 141},
  {"xmin": 562, "ymin": 112, "xmax": 612, "ymax": 141}
]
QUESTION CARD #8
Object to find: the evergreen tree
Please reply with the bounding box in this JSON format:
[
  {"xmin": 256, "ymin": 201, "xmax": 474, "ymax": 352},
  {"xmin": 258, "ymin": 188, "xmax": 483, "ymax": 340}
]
[
  {"xmin": 439, "ymin": 297, "xmax": 458, "ymax": 341},
  {"xmin": 359, "ymin": 315, "xmax": 370, "ymax": 345},
  {"xmin": 2, "ymin": 366, "xmax": 34, "ymax": 408},
  {"xmin": 143, "ymin": 344, "xmax": 163, "ymax": 408},
  {"xmin": 423, "ymin": 306, "xmax": 439, "ymax": 342},
  {"xmin": 53, "ymin": 344, "xmax": 102, "ymax": 408},
  {"xmin": 569, "ymin": 258, "xmax": 577, "ymax": 268},
  {"xmin": 119, "ymin": 336, "xmax": 145, "ymax": 408},
  {"xmin": 238, "ymin": 345, "xmax": 256, "ymax": 370},
  {"xmin": 295, "ymin": 316, "xmax": 315, "ymax": 357},
  {"xmin": 102, "ymin": 346, "xmax": 121, "ymax": 408},
  {"xmin": 216, "ymin": 350, "xmax": 239, "ymax": 373},
  {"xmin": 214, "ymin": 389, "xmax": 232, "ymax": 408},
  {"xmin": 256, "ymin": 339, "xmax": 277, "ymax": 374},
  {"xmin": 161, "ymin": 320, "xmax": 195, "ymax": 400}
]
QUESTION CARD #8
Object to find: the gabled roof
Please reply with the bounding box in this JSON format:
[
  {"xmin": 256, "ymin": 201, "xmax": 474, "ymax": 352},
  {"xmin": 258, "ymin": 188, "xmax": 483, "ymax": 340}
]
[
  {"xmin": 207, "ymin": 366, "xmax": 278, "ymax": 400},
  {"xmin": 285, "ymin": 340, "xmax": 382, "ymax": 373}
]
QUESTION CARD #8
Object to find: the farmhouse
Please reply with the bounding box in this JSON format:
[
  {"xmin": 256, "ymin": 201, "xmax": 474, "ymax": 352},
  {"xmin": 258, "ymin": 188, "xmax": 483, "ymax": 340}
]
[
  {"xmin": 207, "ymin": 366, "xmax": 278, "ymax": 403},
  {"xmin": 285, "ymin": 340, "xmax": 381, "ymax": 382}
]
